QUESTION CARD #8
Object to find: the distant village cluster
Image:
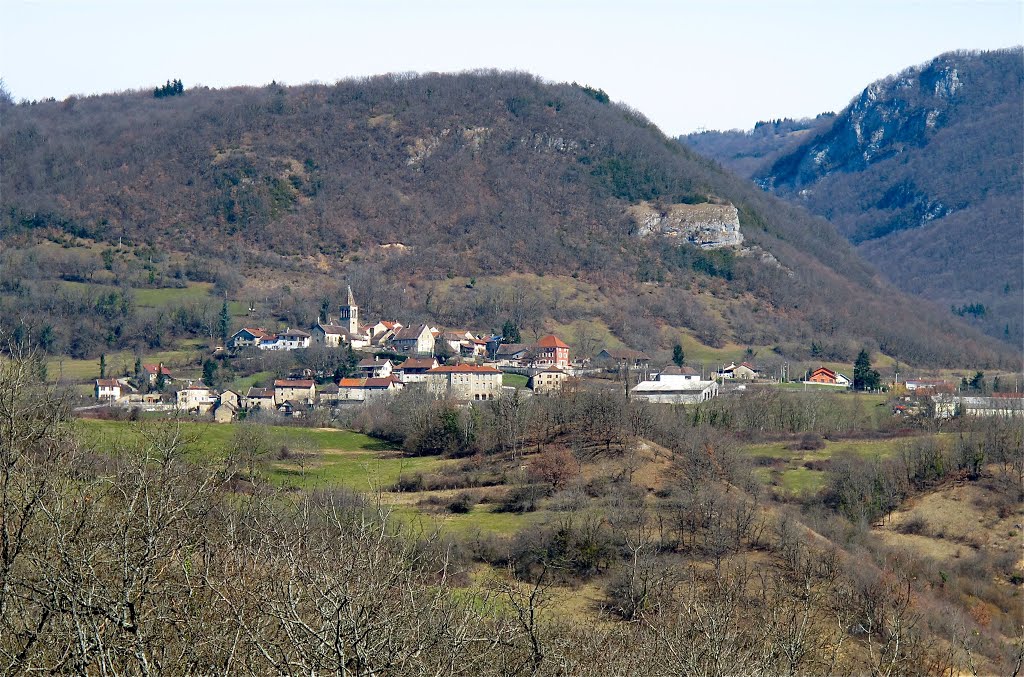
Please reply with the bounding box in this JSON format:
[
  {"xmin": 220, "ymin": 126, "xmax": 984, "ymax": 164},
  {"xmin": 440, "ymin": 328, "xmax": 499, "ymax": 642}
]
[{"xmin": 92, "ymin": 288, "xmax": 1023, "ymax": 422}]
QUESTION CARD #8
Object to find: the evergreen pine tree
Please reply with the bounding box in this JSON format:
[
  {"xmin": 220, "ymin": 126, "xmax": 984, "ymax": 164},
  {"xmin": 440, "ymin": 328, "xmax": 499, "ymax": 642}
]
[
  {"xmin": 672, "ymin": 344, "xmax": 685, "ymax": 367},
  {"xmin": 218, "ymin": 301, "xmax": 230, "ymax": 347},
  {"xmin": 99, "ymin": 354, "xmax": 106, "ymax": 379}
]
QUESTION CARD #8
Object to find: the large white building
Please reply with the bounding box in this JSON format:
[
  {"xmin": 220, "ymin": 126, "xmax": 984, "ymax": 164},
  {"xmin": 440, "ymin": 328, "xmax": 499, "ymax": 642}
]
[{"xmin": 630, "ymin": 367, "xmax": 718, "ymax": 404}]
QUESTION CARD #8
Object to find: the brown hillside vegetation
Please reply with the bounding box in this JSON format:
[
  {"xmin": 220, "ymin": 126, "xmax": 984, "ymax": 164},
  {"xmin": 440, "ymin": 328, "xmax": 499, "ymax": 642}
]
[{"xmin": 0, "ymin": 71, "xmax": 1016, "ymax": 368}]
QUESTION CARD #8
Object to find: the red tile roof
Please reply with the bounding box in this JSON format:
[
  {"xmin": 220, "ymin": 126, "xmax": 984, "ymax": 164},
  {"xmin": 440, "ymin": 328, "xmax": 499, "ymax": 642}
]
[
  {"xmin": 399, "ymin": 358, "xmax": 438, "ymax": 370},
  {"xmin": 95, "ymin": 378, "xmax": 121, "ymax": 387},
  {"xmin": 535, "ymin": 335, "xmax": 569, "ymax": 348},
  {"xmin": 143, "ymin": 364, "xmax": 173, "ymax": 375},
  {"xmin": 274, "ymin": 379, "xmax": 315, "ymax": 388}
]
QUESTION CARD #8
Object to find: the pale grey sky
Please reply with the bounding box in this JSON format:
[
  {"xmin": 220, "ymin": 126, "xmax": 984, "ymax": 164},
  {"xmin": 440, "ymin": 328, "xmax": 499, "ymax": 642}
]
[{"xmin": 3, "ymin": 0, "xmax": 1021, "ymax": 134}]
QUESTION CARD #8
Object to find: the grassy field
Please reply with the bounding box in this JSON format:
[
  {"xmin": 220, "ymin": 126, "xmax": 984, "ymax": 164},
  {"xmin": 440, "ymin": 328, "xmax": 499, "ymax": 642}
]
[
  {"xmin": 58, "ymin": 280, "xmax": 215, "ymax": 308},
  {"xmin": 76, "ymin": 418, "xmax": 448, "ymax": 492},
  {"xmin": 49, "ymin": 341, "xmax": 205, "ymax": 382},
  {"xmin": 229, "ymin": 370, "xmax": 275, "ymax": 393},
  {"xmin": 744, "ymin": 434, "xmax": 943, "ymax": 498},
  {"xmin": 503, "ymin": 373, "xmax": 529, "ymax": 388}
]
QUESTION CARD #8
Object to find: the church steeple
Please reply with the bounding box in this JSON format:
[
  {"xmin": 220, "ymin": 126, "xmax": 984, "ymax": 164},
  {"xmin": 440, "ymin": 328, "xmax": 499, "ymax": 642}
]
[{"xmin": 340, "ymin": 285, "xmax": 359, "ymax": 334}]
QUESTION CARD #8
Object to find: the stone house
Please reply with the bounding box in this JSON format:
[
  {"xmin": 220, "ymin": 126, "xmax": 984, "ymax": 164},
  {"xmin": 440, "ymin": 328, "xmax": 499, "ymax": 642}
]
[
  {"xmin": 394, "ymin": 357, "xmax": 439, "ymax": 383},
  {"xmin": 391, "ymin": 324, "xmax": 435, "ymax": 355},
  {"xmin": 243, "ymin": 387, "xmax": 276, "ymax": 411},
  {"xmin": 176, "ymin": 386, "xmax": 217, "ymax": 414},
  {"xmin": 528, "ymin": 366, "xmax": 569, "ymax": 394},
  {"xmin": 273, "ymin": 379, "xmax": 316, "ymax": 405},
  {"xmin": 426, "ymin": 364, "xmax": 503, "ymax": 401}
]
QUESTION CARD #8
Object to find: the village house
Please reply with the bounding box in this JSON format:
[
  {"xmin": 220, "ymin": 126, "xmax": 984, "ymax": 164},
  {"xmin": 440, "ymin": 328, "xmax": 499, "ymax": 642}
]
[
  {"xmin": 277, "ymin": 400, "xmax": 311, "ymax": 418},
  {"xmin": 143, "ymin": 363, "xmax": 174, "ymax": 385},
  {"xmin": 391, "ymin": 324, "xmax": 436, "ymax": 355},
  {"xmin": 228, "ymin": 327, "xmax": 274, "ymax": 350},
  {"xmin": 717, "ymin": 362, "xmax": 758, "ymax": 380},
  {"xmin": 214, "ymin": 400, "xmax": 237, "ymax": 424},
  {"xmin": 336, "ymin": 376, "xmax": 403, "ymax": 401},
  {"xmin": 176, "ymin": 386, "xmax": 218, "ymax": 415},
  {"xmin": 243, "ymin": 387, "xmax": 275, "ymax": 411},
  {"xmin": 426, "ymin": 364, "xmax": 503, "ymax": 401},
  {"xmin": 260, "ymin": 328, "xmax": 312, "ymax": 351},
  {"xmin": 596, "ymin": 348, "xmax": 652, "ymax": 371},
  {"xmin": 394, "ymin": 357, "xmax": 439, "ymax": 383},
  {"xmin": 904, "ymin": 378, "xmax": 950, "ymax": 392},
  {"xmin": 220, "ymin": 389, "xmax": 241, "ymax": 409},
  {"xmin": 657, "ymin": 365, "xmax": 702, "ymax": 381},
  {"xmin": 365, "ymin": 320, "xmax": 402, "ymax": 347},
  {"xmin": 311, "ymin": 323, "xmax": 354, "ymax": 348},
  {"xmin": 273, "ymin": 379, "xmax": 316, "ymax": 405},
  {"xmin": 94, "ymin": 378, "xmax": 123, "ymax": 401},
  {"xmin": 806, "ymin": 367, "xmax": 851, "ymax": 387},
  {"xmin": 528, "ymin": 366, "xmax": 570, "ymax": 394},
  {"xmin": 532, "ymin": 335, "xmax": 570, "ymax": 370},
  {"xmin": 494, "ymin": 343, "xmax": 531, "ymax": 367},
  {"xmin": 357, "ymin": 357, "xmax": 394, "ymax": 378}
]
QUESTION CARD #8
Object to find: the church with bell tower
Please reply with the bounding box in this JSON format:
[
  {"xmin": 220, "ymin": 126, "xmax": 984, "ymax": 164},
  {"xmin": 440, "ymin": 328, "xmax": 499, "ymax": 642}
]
[{"xmin": 339, "ymin": 286, "xmax": 359, "ymax": 335}]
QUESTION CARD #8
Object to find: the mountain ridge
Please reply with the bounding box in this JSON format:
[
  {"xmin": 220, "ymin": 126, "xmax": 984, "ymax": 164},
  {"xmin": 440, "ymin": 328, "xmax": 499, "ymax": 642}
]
[
  {"xmin": 681, "ymin": 48, "xmax": 1023, "ymax": 347},
  {"xmin": 0, "ymin": 70, "xmax": 1015, "ymax": 368}
]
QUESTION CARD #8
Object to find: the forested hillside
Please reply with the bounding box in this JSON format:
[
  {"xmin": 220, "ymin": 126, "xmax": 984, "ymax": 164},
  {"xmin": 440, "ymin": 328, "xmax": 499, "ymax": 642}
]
[
  {"xmin": 682, "ymin": 114, "xmax": 834, "ymax": 178},
  {"xmin": 0, "ymin": 71, "xmax": 1014, "ymax": 367},
  {"xmin": 682, "ymin": 49, "xmax": 1024, "ymax": 347}
]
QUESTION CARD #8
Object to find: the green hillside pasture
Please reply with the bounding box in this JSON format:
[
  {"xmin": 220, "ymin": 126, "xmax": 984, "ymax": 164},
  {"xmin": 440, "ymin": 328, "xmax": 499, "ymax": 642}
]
[
  {"xmin": 744, "ymin": 435, "xmax": 941, "ymax": 497},
  {"xmin": 57, "ymin": 280, "xmax": 215, "ymax": 308},
  {"xmin": 76, "ymin": 418, "xmax": 446, "ymax": 492},
  {"xmin": 49, "ymin": 341, "xmax": 205, "ymax": 383}
]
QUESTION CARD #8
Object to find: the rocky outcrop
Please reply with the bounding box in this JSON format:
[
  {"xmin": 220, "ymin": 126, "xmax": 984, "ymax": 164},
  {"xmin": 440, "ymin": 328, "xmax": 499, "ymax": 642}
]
[{"xmin": 630, "ymin": 201, "xmax": 743, "ymax": 249}]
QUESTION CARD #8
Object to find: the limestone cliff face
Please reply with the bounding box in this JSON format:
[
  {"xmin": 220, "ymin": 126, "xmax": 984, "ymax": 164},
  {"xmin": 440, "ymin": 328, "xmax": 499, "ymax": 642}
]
[{"xmin": 630, "ymin": 201, "xmax": 743, "ymax": 249}]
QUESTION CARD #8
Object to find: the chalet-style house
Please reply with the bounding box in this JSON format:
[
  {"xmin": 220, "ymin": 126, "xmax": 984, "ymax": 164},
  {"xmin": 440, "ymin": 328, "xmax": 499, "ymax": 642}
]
[
  {"xmin": 228, "ymin": 327, "xmax": 274, "ymax": 350},
  {"xmin": 528, "ymin": 366, "xmax": 569, "ymax": 394},
  {"xmin": 718, "ymin": 362, "xmax": 758, "ymax": 380},
  {"xmin": 631, "ymin": 368, "xmax": 719, "ymax": 404},
  {"xmin": 95, "ymin": 378, "xmax": 123, "ymax": 401},
  {"xmin": 392, "ymin": 324, "xmax": 435, "ymax": 355},
  {"xmin": 143, "ymin": 363, "xmax": 173, "ymax": 385},
  {"xmin": 806, "ymin": 367, "xmax": 851, "ymax": 387},
  {"xmin": 176, "ymin": 386, "xmax": 217, "ymax": 414},
  {"xmin": 273, "ymin": 379, "xmax": 316, "ymax": 405},
  {"xmin": 426, "ymin": 364, "xmax": 503, "ymax": 401},
  {"xmin": 357, "ymin": 357, "xmax": 393, "ymax": 378},
  {"xmin": 394, "ymin": 357, "xmax": 439, "ymax": 383},
  {"xmin": 533, "ymin": 335, "xmax": 570, "ymax": 369}
]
